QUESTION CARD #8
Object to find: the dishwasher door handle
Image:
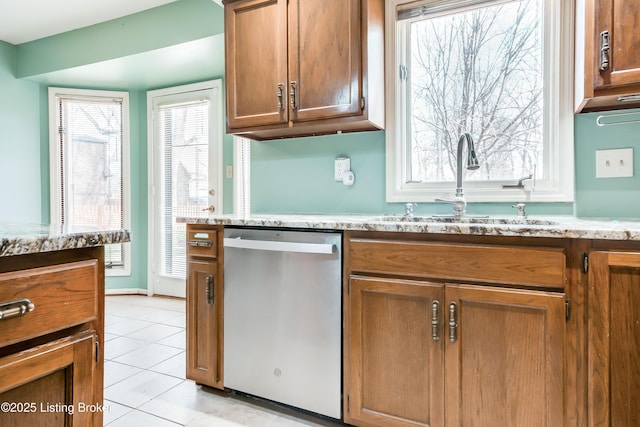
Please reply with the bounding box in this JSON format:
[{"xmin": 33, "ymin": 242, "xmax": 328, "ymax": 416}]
[{"xmin": 223, "ymin": 237, "xmax": 336, "ymax": 254}]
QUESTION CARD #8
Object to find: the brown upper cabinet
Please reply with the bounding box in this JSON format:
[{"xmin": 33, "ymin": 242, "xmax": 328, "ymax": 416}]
[
  {"xmin": 576, "ymin": 0, "xmax": 640, "ymax": 112},
  {"xmin": 223, "ymin": 0, "xmax": 384, "ymax": 140}
]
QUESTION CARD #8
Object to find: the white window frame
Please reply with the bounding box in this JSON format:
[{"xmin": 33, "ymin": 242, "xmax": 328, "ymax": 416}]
[
  {"xmin": 48, "ymin": 87, "xmax": 132, "ymax": 276},
  {"xmin": 385, "ymin": 0, "xmax": 575, "ymax": 203}
]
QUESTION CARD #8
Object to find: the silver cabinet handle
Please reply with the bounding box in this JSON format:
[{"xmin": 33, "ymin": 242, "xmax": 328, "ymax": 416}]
[
  {"xmin": 448, "ymin": 302, "xmax": 458, "ymax": 342},
  {"xmin": 189, "ymin": 240, "xmax": 212, "ymax": 248},
  {"xmin": 432, "ymin": 300, "xmax": 440, "ymax": 341},
  {"xmin": 600, "ymin": 30, "xmax": 610, "ymax": 71},
  {"xmin": 0, "ymin": 298, "xmax": 35, "ymax": 321},
  {"xmin": 205, "ymin": 275, "xmax": 214, "ymax": 305},
  {"xmin": 277, "ymin": 83, "xmax": 285, "ymax": 111},
  {"xmin": 290, "ymin": 81, "xmax": 298, "ymax": 110}
]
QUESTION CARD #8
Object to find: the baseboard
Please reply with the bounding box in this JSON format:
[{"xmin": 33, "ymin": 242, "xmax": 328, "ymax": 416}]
[{"xmin": 105, "ymin": 288, "xmax": 149, "ymax": 296}]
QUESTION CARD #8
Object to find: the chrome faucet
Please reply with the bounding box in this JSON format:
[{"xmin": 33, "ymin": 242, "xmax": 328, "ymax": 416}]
[{"xmin": 435, "ymin": 132, "xmax": 480, "ymax": 217}]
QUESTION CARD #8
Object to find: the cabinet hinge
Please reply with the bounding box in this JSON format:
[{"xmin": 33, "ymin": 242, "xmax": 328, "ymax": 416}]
[
  {"xmin": 360, "ymin": 97, "xmax": 366, "ymax": 110},
  {"xmin": 581, "ymin": 253, "xmax": 589, "ymax": 274},
  {"xmin": 95, "ymin": 340, "xmax": 100, "ymax": 362},
  {"xmin": 399, "ymin": 64, "xmax": 408, "ymax": 82},
  {"xmin": 565, "ymin": 299, "xmax": 571, "ymax": 321},
  {"xmin": 346, "ymin": 395, "xmax": 350, "ymax": 413}
]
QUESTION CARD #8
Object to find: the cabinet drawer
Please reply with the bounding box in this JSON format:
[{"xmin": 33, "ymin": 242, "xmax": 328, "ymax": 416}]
[
  {"xmin": 349, "ymin": 239, "xmax": 566, "ymax": 288},
  {"xmin": 0, "ymin": 260, "xmax": 99, "ymax": 347},
  {"xmin": 187, "ymin": 229, "xmax": 217, "ymax": 259}
]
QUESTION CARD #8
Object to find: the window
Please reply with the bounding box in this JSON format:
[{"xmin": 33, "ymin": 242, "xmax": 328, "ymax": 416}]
[
  {"xmin": 49, "ymin": 88, "xmax": 131, "ymax": 275},
  {"xmin": 385, "ymin": 0, "xmax": 574, "ymax": 203}
]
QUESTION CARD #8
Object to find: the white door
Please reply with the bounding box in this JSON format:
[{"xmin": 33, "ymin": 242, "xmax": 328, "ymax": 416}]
[{"xmin": 148, "ymin": 80, "xmax": 223, "ymax": 298}]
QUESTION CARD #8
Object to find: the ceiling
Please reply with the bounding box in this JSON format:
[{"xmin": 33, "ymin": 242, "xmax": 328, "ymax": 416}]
[{"xmin": 0, "ymin": 0, "xmax": 222, "ymax": 45}]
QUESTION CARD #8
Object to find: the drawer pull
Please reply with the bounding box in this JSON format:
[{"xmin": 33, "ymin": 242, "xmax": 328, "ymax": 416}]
[
  {"xmin": 189, "ymin": 240, "xmax": 213, "ymax": 248},
  {"xmin": 0, "ymin": 298, "xmax": 35, "ymax": 321}
]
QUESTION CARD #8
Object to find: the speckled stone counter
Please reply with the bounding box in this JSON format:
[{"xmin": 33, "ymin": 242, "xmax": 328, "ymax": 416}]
[
  {"xmin": 180, "ymin": 214, "xmax": 640, "ymax": 241},
  {"xmin": 0, "ymin": 224, "xmax": 131, "ymax": 257}
]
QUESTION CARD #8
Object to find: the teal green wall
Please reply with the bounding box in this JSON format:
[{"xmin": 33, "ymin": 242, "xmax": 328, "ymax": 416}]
[
  {"xmin": 250, "ymin": 131, "xmax": 575, "ymax": 217},
  {"xmin": 0, "ymin": 41, "xmax": 42, "ymax": 223},
  {"xmin": 16, "ymin": 0, "xmax": 223, "ymax": 79}
]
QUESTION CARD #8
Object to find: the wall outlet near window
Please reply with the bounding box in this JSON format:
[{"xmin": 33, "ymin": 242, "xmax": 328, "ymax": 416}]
[
  {"xmin": 335, "ymin": 157, "xmax": 351, "ymax": 181},
  {"xmin": 596, "ymin": 148, "xmax": 634, "ymax": 178}
]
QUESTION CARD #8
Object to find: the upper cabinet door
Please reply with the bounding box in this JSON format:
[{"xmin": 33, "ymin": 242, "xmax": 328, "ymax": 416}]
[
  {"xmin": 288, "ymin": 0, "xmax": 362, "ymax": 123},
  {"xmin": 594, "ymin": 0, "xmax": 640, "ymax": 90},
  {"xmin": 225, "ymin": 0, "xmax": 288, "ymax": 129}
]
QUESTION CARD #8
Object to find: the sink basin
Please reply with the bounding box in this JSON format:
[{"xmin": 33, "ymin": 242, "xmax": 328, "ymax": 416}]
[{"xmin": 372, "ymin": 215, "xmax": 559, "ymax": 226}]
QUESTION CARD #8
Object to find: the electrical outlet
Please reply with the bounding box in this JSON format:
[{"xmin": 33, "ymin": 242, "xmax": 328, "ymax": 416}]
[
  {"xmin": 335, "ymin": 157, "xmax": 351, "ymax": 181},
  {"xmin": 596, "ymin": 148, "xmax": 634, "ymax": 178},
  {"xmin": 226, "ymin": 165, "xmax": 233, "ymax": 179}
]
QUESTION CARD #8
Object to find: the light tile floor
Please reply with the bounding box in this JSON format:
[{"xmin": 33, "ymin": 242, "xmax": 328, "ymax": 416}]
[{"xmin": 104, "ymin": 295, "xmax": 342, "ymax": 426}]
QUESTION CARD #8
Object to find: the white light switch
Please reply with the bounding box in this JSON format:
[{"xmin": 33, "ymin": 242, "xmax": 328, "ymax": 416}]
[{"xmin": 596, "ymin": 148, "xmax": 634, "ymax": 178}]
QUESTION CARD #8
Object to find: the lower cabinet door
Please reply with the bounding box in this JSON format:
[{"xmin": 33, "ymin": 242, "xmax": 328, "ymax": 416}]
[
  {"xmin": 345, "ymin": 276, "xmax": 444, "ymax": 427},
  {"xmin": 589, "ymin": 251, "xmax": 640, "ymax": 427},
  {"xmin": 186, "ymin": 259, "xmax": 222, "ymax": 388},
  {"xmin": 445, "ymin": 284, "xmax": 565, "ymax": 427},
  {"xmin": 0, "ymin": 331, "xmax": 97, "ymax": 426}
]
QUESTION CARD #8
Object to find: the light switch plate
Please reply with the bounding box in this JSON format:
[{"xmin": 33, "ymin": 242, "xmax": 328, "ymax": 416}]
[{"xmin": 596, "ymin": 148, "xmax": 634, "ymax": 178}]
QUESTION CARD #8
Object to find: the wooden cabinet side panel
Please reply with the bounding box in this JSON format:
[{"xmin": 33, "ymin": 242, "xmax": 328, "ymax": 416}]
[
  {"xmin": 345, "ymin": 275, "xmax": 444, "ymax": 427},
  {"xmin": 445, "ymin": 285, "xmax": 565, "ymax": 427}
]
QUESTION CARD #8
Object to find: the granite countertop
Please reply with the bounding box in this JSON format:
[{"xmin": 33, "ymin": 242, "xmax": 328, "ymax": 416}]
[
  {"xmin": 0, "ymin": 224, "xmax": 131, "ymax": 257},
  {"xmin": 180, "ymin": 214, "xmax": 640, "ymax": 241}
]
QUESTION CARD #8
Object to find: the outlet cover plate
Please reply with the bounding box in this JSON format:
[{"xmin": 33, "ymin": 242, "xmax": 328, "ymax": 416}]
[
  {"xmin": 596, "ymin": 148, "xmax": 634, "ymax": 178},
  {"xmin": 335, "ymin": 157, "xmax": 351, "ymax": 181}
]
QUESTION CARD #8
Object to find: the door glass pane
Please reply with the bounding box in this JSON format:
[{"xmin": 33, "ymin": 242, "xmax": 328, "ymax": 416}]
[
  {"xmin": 158, "ymin": 100, "xmax": 210, "ymax": 278},
  {"xmin": 61, "ymin": 98, "xmax": 124, "ymax": 266}
]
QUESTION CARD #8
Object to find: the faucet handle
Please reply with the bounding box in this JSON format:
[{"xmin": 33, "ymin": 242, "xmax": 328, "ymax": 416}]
[
  {"xmin": 405, "ymin": 202, "xmax": 417, "ymax": 217},
  {"xmin": 512, "ymin": 203, "xmax": 527, "ymax": 218},
  {"xmin": 435, "ymin": 197, "xmax": 466, "ymax": 217}
]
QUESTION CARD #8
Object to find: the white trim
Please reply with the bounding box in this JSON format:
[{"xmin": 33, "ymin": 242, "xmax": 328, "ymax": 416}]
[
  {"xmin": 233, "ymin": 136, "xmax": 251, "ymax": 216},
  {"xmin": 385, "ymin": 0, "xmax": 575, "ymax": 203},
  {"xmin": 146, "ymin": 80, "xmax": 223, "ymax": 297},
  {"xmin": 105, "ymin": 288, "xmax": 150, "ymax": 296},
  {"xmin": 48, "ymin": 87, "xmax": 132, "ymax": 276}
]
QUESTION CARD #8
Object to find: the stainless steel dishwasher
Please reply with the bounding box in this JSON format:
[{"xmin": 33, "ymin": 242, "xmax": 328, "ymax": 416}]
[{"xmin": 223, "ymin": 227, "xmax": 342, "ymax": 419}]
